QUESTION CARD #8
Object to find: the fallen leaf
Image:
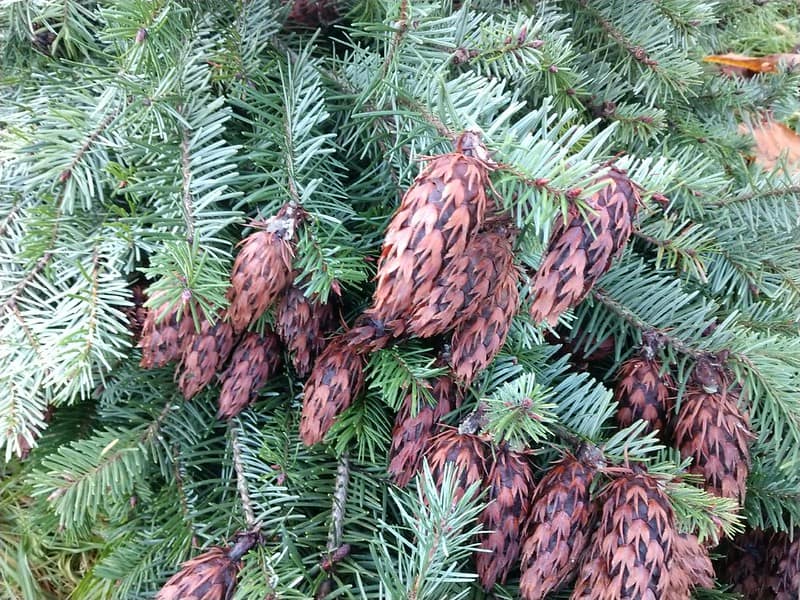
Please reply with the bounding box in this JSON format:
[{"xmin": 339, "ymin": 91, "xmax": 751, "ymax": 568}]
[
  {"xmin": 704, "ymin": 52, "xmax": 800, "ymax": 74},
  {"xmin": 739, "ymin": 119, "xmax": 800, "ymax": 173}
]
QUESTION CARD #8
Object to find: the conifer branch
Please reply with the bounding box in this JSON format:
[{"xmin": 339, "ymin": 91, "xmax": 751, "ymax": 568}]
[
  {"xmin": 714, "ymin": 184, "xmax": 800, "ymax": 207},
  {"xmin": 1, "ymin": 251, "xmax": 53, "ymax": 312},
  {"xmin": 577, "ymin": 0, "xmax": 659, "ymax": 69},
  {"xmin": 590, "ymin": 287, "xmax": 705, "ymax": 357},
  {"xmin": 180, "ymin": 126, "xmax": 196, "ymax": 245},
  {"xmin": 380, "ymin": 0, "xmax": 410, "ymax": 77},
  {"xmin": 59, "ymin": 110, "xmax": 119, "ymax": 183}
]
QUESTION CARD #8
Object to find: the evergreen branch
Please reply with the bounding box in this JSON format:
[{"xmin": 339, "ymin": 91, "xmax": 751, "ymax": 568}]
[
  {"xmin": 59, "ymin": 109, "xmax": 119, "ymax": 183},
  {"xmin": 577, "ymin": 0, "xmax": 658, "ymax": 69},
  {"xmin": 380, "ymin": 0, "xmax": 410, "ymax": 78},
  {"xmin": 590, "ymin": 287, "xmax": 705, "ymax": 357},
  {"xmin": 180, "ymin": 126, "xmax": 195, "ymax": 245},
  {"xmin": 1, "ymin": 251, "xmax": 53, "ymax": 313},
  {"xmin": 0, "ymin": 200, "xmax": 22, "ymax": 238},
  {"xmin": 230, "ymin": 422, "xmax": 257, "ymax": 529},
  {"xmin": 713, "ymin": 184, "xmax": 800, "ymax": 207}
]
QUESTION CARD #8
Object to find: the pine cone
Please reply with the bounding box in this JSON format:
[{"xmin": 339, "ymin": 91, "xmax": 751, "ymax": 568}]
[
  {"xmin": 228, "ymin": 212, "xmax": 296, "ymax": 333},
  {"xmin": 476, "ymin": 445, "xmax": 534, "ymax": 589},
  {"xmin": 664, "ymin": 532, "xmax": 714, "ymax": 598},
  {"xmin": 300, "ymin": 333, "xmax": 364, "ymax": 445},
  {"xmin": 571, "ymin": 469, "xmax": 675, "ymax": 599},
  {"xmin": 156, "ymin": 533, "xmax": 258, "ymax": 600},
  {"xmin": 614, "ymin": 356, "xmax": 674, "ymax": 436},
  {"xmin": 426, "ymin": 429, "xmax": 488, "ymax": 503},
  {"xmin": 529, "ymin": 168, "xmax": 640, "ymax": 325},
  {"xmin": 388, "ymin": 375, "xmax": 463, "ymax": 487},
  {"xmin": 718, "ymin": 529, "xmax": 778, "ymax": 598},
  {"xmin": 673, "ymin": 382, "xmax": 753, "ymax": 504},
  {"xmin": 139, "ymin": 291, "xmax": 197, "ymax": 369},
  {"xmin": 773, "ymin": 530, "xmax": 800, "ymax": 600},
  {"xmin": 519, "ymin": 447, "xmax": 602, "ymax": 600},
  {"xmin": 370, "ymin": 132, "xmax": 495, "ymax": 336},
  {"xmin": 285, "ymin": 0, "xmax": 339, "ymax": 28},
  {"xmin": 448, "ymin": 259, "xmax": 519, "ymax": 383},
  {"xmin": 275, "ymin": 284, "xmax": 335, "ymax": 377},
  {"xmin": 408, "ymin": 221, "xmax": 515, "ymax": 339},
  {"xmin": 218, "ymin": 330, "xmax": 282, "ymax": 419},
  {"xmin": 177, "ymin": 314, "xmax": 236, "ymax": 399},
  {"xmin": 123, "ymin": 281, "xmax": 148, "ymax": 343}
]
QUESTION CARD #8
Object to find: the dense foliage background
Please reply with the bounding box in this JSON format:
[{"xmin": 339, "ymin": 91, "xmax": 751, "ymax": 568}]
[{"xmin": 1, "ymin": 0, "xmax": 799, "ymax": 598}]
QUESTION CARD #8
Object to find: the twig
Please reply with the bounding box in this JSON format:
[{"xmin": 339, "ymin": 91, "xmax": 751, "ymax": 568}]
[
  {"xmin": 230, "ymin": 422, "xmax": 257, "ymax": 529},
  {"xmin": 180, "ymin": 126, "xmax": 196, "ymax": 245},
  {"xmin": 577, "ymin": 0, "xmax": 658, "ymax": 69},
  {"xmin": 327, "ymin": 452, "xmax": 350, "ymax": 553}
]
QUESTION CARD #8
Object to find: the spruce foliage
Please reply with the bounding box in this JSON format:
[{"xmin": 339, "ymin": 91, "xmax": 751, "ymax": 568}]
[{"xmin": 1, "ymin": 0, "xmax": 800, "ymax": 598}]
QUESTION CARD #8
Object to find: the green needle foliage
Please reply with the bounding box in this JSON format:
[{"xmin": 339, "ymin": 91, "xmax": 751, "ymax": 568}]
[{"xmin": 1, "ymin": 0, "xmax": 799, "ymax": 598}]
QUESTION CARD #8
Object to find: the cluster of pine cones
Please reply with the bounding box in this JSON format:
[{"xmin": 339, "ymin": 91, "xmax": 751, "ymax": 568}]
[
  {"xmin": 300, "ymin": 131, "xmax": 520, "ymax": 444},
  {"xmin": 136, "ymin": 129, "xmax": 788, "ymax": 599},
  {"xmin": 137, "ymin": 203, "xmax": 335, "ymax": 419}
]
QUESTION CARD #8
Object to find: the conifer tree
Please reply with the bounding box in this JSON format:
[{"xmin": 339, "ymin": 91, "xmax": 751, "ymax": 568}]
[{"xmin": 1, "ymin": 0, "xmax": 800, "ymax": 598}]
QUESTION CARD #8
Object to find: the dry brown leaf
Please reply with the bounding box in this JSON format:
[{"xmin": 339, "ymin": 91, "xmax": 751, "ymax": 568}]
[
  {"xmin": 704, "ymin": 53, "xmax": 800, "ymax": 74},
  {"xmin": 739, "ymin": 120, "xmax": 800, "ymax": 173}
]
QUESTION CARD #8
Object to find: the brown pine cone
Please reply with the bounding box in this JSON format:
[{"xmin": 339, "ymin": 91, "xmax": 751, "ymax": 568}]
[
  {"xmin": 217, "ymin": 330, "xmax": 282, "ymax": 419},
  {"xmin": 673, "ymin": 382, "xmax": 753, "ymax": 504},
  {"xmin": 614, "ymin": 356, "xmax": 674, "ymax": 436},
  {"xmin": 227, "ymin": 212, "xmax": 297, "ymax": 333},
  {"xmin": 156, "ymin": 533, "xmax": 258, "ymax": 600},
  {"xmin": 718, "ymin": 529, "xmax": 779, "ymax": 598},
  {"xmin": 773, "ymin": 530, "xmax": 800, "ymax": 599},
  {"xmin": 300, "ymin": 332, "xmax": 364, "ymax": 445},
  {"xmin": 275, "ymin": 284, "xmax": 335, "ymax": 377},
  {"xmin": 123, "ymin": 281, "xmax": 149, "ymax": 343},
  {"xmin": 426, "ymin": 429, "xmax": 488, "ymax": 503},
  {"xmin": 370, "ymin": 132, "xmax": 495, "ymax": 337},
  {"xmin": 476, "ymin": 445, "xmax": 534, "ymax": 589},
  {"xmin": 408, "ymin": 221, "xmax": 515, "ymax": 339},
  {"xmin": 664, "ymin": 532, "xmax": 715, "ymax": 598},
  {"xmin": 388, "ymin": 375, "xmax": 463, "ymax": 487},
  {"xmin": 519, "ymin": 446, "xmax": 603, "ymax": 600},
  {"xmin": 139, "ymin": 291, "xmax": 197, "ymax": 369},
  {"xmin": 571, "ymin": 468, "xmax": 675, "ymax": 599},
  {"xmin": 529, "ymin": 168, "xmax": 640, "ymax": 325},
  {"xmin": 448, "ymin": 259, "xmax": 519, "ymax": 383},
  {"xmin": 176, "ymin": 314, "xmax": 236, "ymax": 399},
  {"xmin": 285, "ymin": 0, "xmax": 339, "ymax": 28}
]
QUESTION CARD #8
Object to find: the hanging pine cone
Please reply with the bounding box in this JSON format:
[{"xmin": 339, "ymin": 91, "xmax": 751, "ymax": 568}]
[
  {"xmin": 448, "ymin": 258, "xmax": 519, "ymax": 383},
  {"xmin": 275, "ymin": 284, "xmax": 335, "ymax": 377},
  {"xmin": 300, "ymin": 332, "xmax": 364, "ymax": 445},
  {"xmin": 773, "ymin": 529, "xmax": 800, "ymax": 599},
  {"xmin": 388, "ymin": 375, "xmax": 463, "ymax": 487},
  {"xmin": 664, "ymin": 532, "xmax": 715, "ymax": 598},
  {"xmin": 673, "ymin": 361, "xmax": 753, "ymax": 504},
  {"xmin": 218, "ymin": 330, "xmax": 282, "ymax": 419},
  {"xmin": 718, "ymin": 529, "xmax": 778, "ymax": 598},
  {"xmin": 614, "ymin": 355, "xmax": 674, "ymax": 437},
  {"xmin": 571, "ymin": 468, "xmax": 675, "ymax": 599},
  {"xmin": 123, "ymin": 281, "xmax": 148, "ymax": 343},
  {"xmin": 227, "ymin": 209, "xmax": 298, "ymax": 333},
  {"xmin": 529, "ymin": 168, "xmax": 640, "ymax": 326},
  {"xmin": 408, "ymin": 220, "xmax": 516, "ymax": 339},
  {"xmin": 368, "ymin": 131, "xmax": 495, "ymax": 338},
  {"xmin": 426, "ymin": 429, "xmax": 488, "ymax": 503},
  {"xmin": 139, "ymin": 291, "xmax": 197, "ymax": 369},
  {"xmin": 176, "ymin": 313, "xmax": 236, "ymax": 399},
  {"xmin": 476, "ymin": 445, "xmax": 534, "ymax": 589},
  {"xmin": 156, "ymin": 532, "xmax": 258, "ymax": 600},
  {"xmin": 285, "ymin": 0, "xmax": 339, "ymax": 28},
  {"xmin": 519, "ymin": 445, "xmax": 603, "ymax": 600}
]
